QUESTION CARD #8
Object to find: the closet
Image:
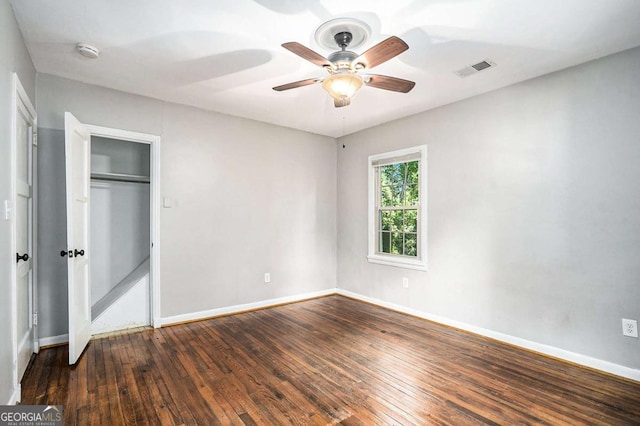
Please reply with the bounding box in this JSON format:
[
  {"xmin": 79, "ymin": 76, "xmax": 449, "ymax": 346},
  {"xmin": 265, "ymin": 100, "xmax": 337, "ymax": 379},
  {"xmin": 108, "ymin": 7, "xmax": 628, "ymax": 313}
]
[{"xmin": 89, "ymin": 136, "xmax": 151, "ymax": 334}]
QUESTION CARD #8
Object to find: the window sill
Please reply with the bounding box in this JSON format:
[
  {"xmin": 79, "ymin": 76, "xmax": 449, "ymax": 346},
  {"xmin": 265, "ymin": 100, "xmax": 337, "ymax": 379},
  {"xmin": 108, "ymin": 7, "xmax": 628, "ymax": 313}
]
[{"xmin": 367, "ymin": 254, "xmax": 427, "ymax": 271}]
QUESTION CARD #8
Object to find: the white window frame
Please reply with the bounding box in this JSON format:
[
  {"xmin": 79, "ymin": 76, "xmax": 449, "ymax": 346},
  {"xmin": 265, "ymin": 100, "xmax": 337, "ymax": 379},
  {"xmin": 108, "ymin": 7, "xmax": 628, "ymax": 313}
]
[{"xmin": 367, "ymin": 145, "xmax": 427, "ymax": 271}]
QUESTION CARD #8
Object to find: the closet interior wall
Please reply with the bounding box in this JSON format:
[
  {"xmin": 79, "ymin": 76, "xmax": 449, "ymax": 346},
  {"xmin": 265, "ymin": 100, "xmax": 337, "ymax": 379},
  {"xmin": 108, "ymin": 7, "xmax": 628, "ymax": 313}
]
[{"xmin": 90, "ymin": 136, "xmax": 150, "ymax": 324}]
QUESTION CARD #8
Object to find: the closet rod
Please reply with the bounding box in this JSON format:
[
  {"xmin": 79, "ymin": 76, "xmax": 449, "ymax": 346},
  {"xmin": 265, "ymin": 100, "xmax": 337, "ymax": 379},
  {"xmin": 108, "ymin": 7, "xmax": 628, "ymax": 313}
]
[{"xmin": 91, "ymin": 172, "xmax": 150, "ymax": 184}]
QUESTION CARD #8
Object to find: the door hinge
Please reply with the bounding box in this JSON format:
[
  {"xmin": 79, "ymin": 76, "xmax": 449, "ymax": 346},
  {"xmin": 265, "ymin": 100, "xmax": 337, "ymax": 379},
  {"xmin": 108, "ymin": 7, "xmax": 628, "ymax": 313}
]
[
  {"xmin": 32, "ymin": 132, "xmax": 38, "ymax": 147},
  {"xmin": 3, "ymin": 200, "xmax": 12, "ymax": 221},
  {"xmin": 32, "ymin": 312, "xmax": 38, "ymax": 326}
]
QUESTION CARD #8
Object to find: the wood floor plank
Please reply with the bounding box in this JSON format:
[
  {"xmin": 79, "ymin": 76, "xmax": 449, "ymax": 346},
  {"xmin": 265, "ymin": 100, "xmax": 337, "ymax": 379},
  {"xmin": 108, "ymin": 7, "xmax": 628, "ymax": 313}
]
[{"xmin": 20, "ymin": 296, "xmax": 640, "ymax": 425}]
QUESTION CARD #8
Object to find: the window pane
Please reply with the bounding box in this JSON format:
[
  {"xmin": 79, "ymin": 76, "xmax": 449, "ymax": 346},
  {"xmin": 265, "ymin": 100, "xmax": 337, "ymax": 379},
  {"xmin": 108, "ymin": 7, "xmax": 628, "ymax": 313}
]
[
  {"xmin": 380, "ymin": 185, "xmax": 392, "ymax": 207},
  {"xmin": 380, "ymin": 185, "xmax": 402, "ymax": 207},
  {"xmin": 380, "ymin": 210, "xmax": 404, "ymax": 232},
  {"xmin": 405, "ymin": 233, "xmax": 417, "ymax": 256},
  {"xmin": 379, "ymin": 231, "xmax": 391, "ymax": 253},
  {"xmin": 380, "ymin": 210, "xmax": 392, "ymax": 231},
  {"xmin": 404, "ymin": 209, "xmax": 417, "ymax": 232},
  {"xmin": 381, "ymin": 185, "xmax": 403, "ymax": 207},
  {"xmin": 391, "ymin": 210, "xmax": 403, "ymax": 231},
  {"xmin": 391, "ymin": 232, "xmax": 403, "ymax": 254},
  {"xmin": 405, "ymin": 184, "xmax": 419, "ymax": 206},
  {"xmin": 380, "ymin": 163, "xmax": 405, "ymax": 186},
  {"xmin": 406, "ymin": 161, "xmax": 419, "ymax": 183}
]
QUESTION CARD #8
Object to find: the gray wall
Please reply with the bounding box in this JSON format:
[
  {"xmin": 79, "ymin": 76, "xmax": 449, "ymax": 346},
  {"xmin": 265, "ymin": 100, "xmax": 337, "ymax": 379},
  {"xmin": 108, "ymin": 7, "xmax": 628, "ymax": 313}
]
[
  {"xmin": 92, "ymin": 136, "xmax": 151, "ymax": 177},
  {"xmin": 36, "ymin": 73, "xmax": 337, "ymax": 337},
  {"xmin": 337, "ymin": 46, "xmax": 640, "ymax": 369},
  {"xmin": 90, "ymin": 137, "xmax": 151, "ymax": 304},
  {"xmin": 0, "ymin": 1, "xmax": 36, "ymax": 404},
  {"xmin": 35, "ymin": 128, "xmax": 69, "ymax": 340},
  {"xmin": 91, "ymin": 180, "xmax": 150, "ymax": 304}
]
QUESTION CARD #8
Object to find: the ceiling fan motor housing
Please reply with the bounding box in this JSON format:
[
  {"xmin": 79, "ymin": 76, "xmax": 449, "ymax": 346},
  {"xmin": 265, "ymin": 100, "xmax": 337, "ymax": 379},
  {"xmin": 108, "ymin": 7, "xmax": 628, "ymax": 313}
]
[
  {"xmin": 334, "ymin": 31, "xmax": 353, "ymax": 49},
  {"xmin": 328, "ymin": 50, "xmax": 358, "ymax": 69}
]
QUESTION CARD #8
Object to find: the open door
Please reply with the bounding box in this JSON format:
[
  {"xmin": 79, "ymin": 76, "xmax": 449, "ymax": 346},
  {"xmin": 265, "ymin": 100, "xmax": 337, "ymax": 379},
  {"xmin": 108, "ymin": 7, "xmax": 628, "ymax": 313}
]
[
  {"xmin": 64, "ymin": 112, "xmax": 91, "ymax": 365},
  {"xmin": 12, "ymin": 74, "xmax": 37, "ymax": 388},
  {"xmin": 15, "ymin": 95, "xmax": 35, "ymax": 380}
]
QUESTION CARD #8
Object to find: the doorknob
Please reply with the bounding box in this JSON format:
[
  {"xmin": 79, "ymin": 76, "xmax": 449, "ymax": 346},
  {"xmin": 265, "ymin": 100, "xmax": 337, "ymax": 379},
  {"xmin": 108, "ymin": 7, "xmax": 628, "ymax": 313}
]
[
  {"xmin": 74, "ymin": 249, "xmax": 85, "ymax": 257},
  {"xmin": 16, "ymin": 253, "xmax": 29, "ymax": 263},
  {"xmin": 60, "ymin": 250, "xmax": 73, "ymax": 258}
]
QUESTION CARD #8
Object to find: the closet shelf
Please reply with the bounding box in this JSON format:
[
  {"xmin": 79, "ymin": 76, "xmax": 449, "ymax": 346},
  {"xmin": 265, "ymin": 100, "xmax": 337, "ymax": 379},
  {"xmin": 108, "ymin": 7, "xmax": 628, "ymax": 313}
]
[{"xmin": 91, "ymin": 171, "xmax": 150, "ymax": 183}]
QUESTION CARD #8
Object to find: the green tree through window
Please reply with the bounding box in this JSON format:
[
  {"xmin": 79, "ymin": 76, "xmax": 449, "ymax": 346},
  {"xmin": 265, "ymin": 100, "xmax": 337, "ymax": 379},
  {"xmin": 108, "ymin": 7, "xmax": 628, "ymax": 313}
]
[
  {"xmin": 368, "ymin": 145, "xmax": 426, "ymax": 270},
  {"xmin": 377, "ymin": 160, "xmax": 419, "ymax": 257}
]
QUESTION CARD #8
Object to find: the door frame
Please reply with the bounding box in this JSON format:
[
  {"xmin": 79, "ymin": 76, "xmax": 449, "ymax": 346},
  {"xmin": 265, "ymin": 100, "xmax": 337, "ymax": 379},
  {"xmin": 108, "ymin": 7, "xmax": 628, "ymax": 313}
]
[
  {"xmin": 84, "ymin": 124, "xmax": 161, "ymax": 328},
  {"xmin": 10, "ymin": 73, "xmax": 38, "ymax": 403}
]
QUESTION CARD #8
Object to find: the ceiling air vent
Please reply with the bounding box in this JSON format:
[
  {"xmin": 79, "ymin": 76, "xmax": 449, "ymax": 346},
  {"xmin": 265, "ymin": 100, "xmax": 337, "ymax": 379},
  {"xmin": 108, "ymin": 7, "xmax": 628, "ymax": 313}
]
[{"xmin": 455, "ymin": 60, "xmax": 496, "ymax": 78}]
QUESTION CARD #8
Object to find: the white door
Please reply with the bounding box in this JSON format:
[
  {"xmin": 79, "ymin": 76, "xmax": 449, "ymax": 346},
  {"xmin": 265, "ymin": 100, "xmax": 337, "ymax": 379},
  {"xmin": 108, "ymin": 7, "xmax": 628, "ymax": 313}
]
[
  {"xmin": 14, "ymin": 82, "xmax": 36, "ymax": 382},
  {"xmin": 64, "ymin": 112, "xmax": 92, "ymax": 365}
]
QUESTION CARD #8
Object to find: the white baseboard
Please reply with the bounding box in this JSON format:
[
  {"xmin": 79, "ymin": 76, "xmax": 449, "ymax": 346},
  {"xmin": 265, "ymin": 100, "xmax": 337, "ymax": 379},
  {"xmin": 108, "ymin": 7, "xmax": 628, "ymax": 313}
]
[
  {"xmin": 37, "ymin": 290, "xmax": 336, "ymax": 344},
  {"xmin": 35, "ymin": 288, "xmax": 639, "ymax": 382},
  {"xmin": 39, "ymin": 334, "xmax": 69, "ymax": 348},
  {"xmin": 2, "ymin": 383, "xmax": 22, "ymax": 405},
  {"xmin": 160, "ymin": 288, "xmax": 336, "ymax": 326},
  {"xmin": 336, "ymin": 289, "xmax": 640, "ymax": 383},
  {"xmin": 7, "ymin": 384, "xmax": 20, "ymax": 405}
]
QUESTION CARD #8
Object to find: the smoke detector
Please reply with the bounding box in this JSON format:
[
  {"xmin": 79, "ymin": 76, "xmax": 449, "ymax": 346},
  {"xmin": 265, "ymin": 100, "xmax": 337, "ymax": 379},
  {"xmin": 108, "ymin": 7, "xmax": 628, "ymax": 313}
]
[{"xmin": 76, "ymin": 43, "xmax": 100, "ymax": 59}]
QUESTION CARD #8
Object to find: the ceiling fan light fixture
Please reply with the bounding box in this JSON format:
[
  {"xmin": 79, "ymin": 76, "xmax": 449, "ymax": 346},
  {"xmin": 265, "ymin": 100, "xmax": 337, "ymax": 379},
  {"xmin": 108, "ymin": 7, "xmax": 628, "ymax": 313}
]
[{"xmin": 322, "ymin": 72, "xmax": 363, "ymax": 103}]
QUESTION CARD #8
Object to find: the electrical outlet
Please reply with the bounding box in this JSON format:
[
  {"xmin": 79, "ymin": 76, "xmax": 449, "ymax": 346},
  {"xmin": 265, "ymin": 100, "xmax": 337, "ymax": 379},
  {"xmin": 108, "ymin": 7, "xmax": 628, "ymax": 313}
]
[
  {"xmin": 264, "ymin": 273, "xmax": 271, "ymax": 283},
  {"xmin": 622, "ymin": 319, "xmax": 638, "ymax": 338},
  {"xmin": 402, "ymin": 277, "xmax": 409, "ymax": 288}
]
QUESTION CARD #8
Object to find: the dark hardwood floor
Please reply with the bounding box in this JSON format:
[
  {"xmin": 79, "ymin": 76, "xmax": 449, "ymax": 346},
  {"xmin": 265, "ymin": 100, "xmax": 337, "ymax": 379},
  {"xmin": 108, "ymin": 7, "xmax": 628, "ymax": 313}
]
[{"xmin": 21, "ymin": 295, "xmax": 640, "ymax": 425}]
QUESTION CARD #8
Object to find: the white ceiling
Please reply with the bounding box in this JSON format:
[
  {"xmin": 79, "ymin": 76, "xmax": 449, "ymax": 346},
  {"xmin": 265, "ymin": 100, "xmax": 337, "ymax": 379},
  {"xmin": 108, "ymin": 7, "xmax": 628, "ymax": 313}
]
[{"xmin": 10, "ymin": 0, "xmax": 640, "ymax": 137}]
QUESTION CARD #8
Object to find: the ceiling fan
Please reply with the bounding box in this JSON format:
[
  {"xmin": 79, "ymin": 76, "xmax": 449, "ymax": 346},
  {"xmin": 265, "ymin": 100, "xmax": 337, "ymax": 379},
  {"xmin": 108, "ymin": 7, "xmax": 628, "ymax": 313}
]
[{"xmin": 273, "ymin": 30, "xmax": 415, "ymax": 108}]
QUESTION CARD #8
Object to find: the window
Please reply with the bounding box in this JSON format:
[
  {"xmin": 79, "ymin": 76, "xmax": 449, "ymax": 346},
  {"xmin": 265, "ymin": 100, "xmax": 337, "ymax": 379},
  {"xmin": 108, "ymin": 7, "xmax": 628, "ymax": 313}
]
[{"xmin": 368, "ymin": 145, "xmax": 427, "ymax": 270}]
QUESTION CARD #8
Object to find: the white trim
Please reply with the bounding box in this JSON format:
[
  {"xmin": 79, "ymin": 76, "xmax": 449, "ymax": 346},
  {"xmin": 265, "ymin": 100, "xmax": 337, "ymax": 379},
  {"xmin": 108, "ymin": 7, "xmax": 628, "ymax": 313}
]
[
  {"xmin": 85, "ymin": 125, "xmax": 158, "ymax": 145},
  {"xmin": 366, "ymin": 254, "xmax": 427, "ymax": 271},
  {"xmin": 9, "ymin": 74, "xmax": 18, "ymax": 408},
  {"xmin": 8, "ymin": 385, "xmax": 21, "ymax": 405},
  {"xmin": 39, "ymin": 334, "xmax": 70, "ymax": 348},
  {"xmin": 150, "ymin": 133, "xmax": 161, "ymax": 328},
  {"xmin": 38, "ymin": 289, "xmax": 337, "ymax": 340},
  {"xmin": 82, "ymin": 124, "xmax": 162, "ymax": 329},
  {"xmin": 31, "ymin": 126, "xmax": 39, "ymax": 356},
  {"xmin": 336, "ymin": 289, "xmax": 640, "ymax": 382},
  {"xmin": 34, "ymin": 288, "xmax": 640, "ymax": 382},
  {"xmin": 367, "ymin": 145, "xmax": 427, "ymax": 271},
  {"xmin": 160, "ymin": 289, "xmax": 336, "ymax": 326}
]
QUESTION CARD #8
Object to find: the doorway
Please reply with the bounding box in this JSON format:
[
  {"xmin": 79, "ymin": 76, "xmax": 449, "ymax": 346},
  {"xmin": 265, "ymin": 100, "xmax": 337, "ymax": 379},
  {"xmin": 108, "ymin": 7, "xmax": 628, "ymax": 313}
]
[
  {"xmin": 90, "ymin": 136, "xmax": 151, "ymax": 334},
  {"xmin": 64, "ymin": 114, "xmax": 161, "ymax": 364}
]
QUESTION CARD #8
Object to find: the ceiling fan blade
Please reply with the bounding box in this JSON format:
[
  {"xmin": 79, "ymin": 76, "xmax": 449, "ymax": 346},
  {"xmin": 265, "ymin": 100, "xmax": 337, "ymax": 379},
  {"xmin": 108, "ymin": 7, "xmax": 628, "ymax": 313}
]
[
  {"xmin": 365, "ymin": 75, "xmax": 415, "ymax": 93},
  {"xmin": 282, "ymin": 42, "xmax": 332, "ymax": 68},
  {"xmin": 334, "ymin": 97, "xmax": 350, "ymax": 108},
  {"xmin": 354, "ymin": 36, "xmax": 409, "ymax": 69},
  {"xmin": 273, "ymin": 78, "xmax": 320, "ymax": 91}
]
